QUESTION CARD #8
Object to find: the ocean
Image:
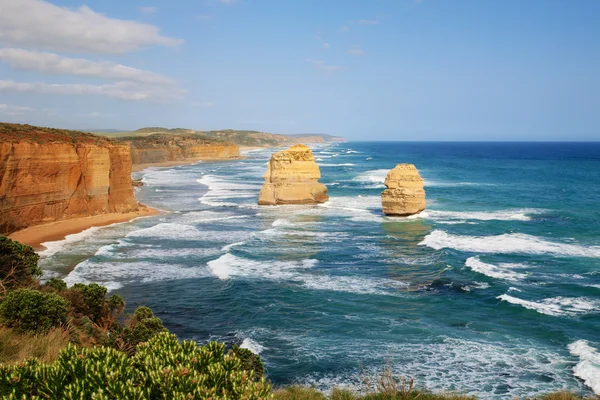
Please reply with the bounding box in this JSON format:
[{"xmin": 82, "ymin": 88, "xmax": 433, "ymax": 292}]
[{"xmin": 39, "ymin": 142, "xmax": 600, "ymax": 399}]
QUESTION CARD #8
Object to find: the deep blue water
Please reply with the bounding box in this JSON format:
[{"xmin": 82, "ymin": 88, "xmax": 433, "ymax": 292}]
[{"xmin": 40, "ymin": 142, "xmax": 600, "ymax": 398}]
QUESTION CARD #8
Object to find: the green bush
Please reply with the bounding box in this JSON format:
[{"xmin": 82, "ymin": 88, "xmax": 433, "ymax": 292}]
[
  {"xmin": 0, "ymin": 331, "xmax": 272, "ymax": 399},
  {"xmin": 104, "ymin": 305, "xmax": 167, "ymax": 355},
  {"xmin": 229, "ymin": 344, "xmax": 265, "ymax": 380},
  {"xmin": 70, "ymin": 283, "xmax": 107, "ymax": 321},
  {"xmin": 0, "ymin": 236, "xmax": 41, "ymax": 291},
  {"xmin": 0, "ymin": 289, "xmax": 69, "ymax": 334},
  {"xmin": 43, "ymin": 278, "xmax": 67, "ymax": 292}
]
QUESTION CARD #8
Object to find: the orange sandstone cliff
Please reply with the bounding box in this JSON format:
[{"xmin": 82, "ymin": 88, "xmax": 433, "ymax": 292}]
[
  {"xmin": 117, "ymin": 134, "xmax": 240, "ymax": 169},
  {"xmin": 0, "ymin": 123, "xmax": 138, "ymax": 235}
]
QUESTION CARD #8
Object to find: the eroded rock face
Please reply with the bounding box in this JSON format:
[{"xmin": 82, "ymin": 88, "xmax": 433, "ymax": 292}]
[
  {"xmin": 119, "ymin": 134, "xmax": 240, "ymax": 168},
  {"xmin": 381, "ymin": 164, "xmax": 426, "ymax": 216},
  {"xmin": 0, "ymin": 141, "xmax": 138, "ymax": 235},
  {"xmin": 258, "ymin": 144, "xmax": 328, "ymax": 205}
]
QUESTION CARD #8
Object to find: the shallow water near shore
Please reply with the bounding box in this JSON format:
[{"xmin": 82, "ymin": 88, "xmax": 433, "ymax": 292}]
[{"xmin": 39, "ymin": 142, "xmax": 600, "ymax": 398}]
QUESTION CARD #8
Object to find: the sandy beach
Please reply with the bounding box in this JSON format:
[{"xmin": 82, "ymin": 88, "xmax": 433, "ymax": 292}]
[{"xmin": 8, "ymin": 207, "xmax": 160, "ymax": 250}]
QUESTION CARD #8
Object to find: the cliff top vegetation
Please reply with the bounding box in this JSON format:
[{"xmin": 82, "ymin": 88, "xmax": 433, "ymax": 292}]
[{"xmin": 0, "ymin": 123, "xmax": 114, "ymax": 145}]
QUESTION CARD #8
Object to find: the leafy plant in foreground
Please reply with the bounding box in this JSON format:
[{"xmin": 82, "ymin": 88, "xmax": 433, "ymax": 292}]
[
  {"xmin": 0, "ymin": 331, "xmax": 272, "ymax": 399},
  {"xmin": 0, "ymin": 289, "xmax": 69, "ymax": 334}
]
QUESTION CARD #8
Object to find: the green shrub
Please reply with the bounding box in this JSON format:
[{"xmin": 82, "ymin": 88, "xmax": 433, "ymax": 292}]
[
  {"xmin": 107, "ymin": 294, "xmax": 125, "ymax": 314},
  {"xmin": 0, "ymin": 236, "xmax": 41, "ymax": 291},
  {"xmin": 0, "ymin": 289, "xmax": 69, "ymax": 334},
  {"xmin": 104, "ymin": 305, "xmax": 167, "ymax": 355},
  {"xmin": 229, "ymin": 344, "xmax": 265, "ymax": 380},
  {"xmin": 43, "ymin": 278, "xmax": 67, "ymax": 292},
  {"xmin": 70, "ymin": 283, "xmax": 107, "ymax": 321},
  {"xmin": 0, "ymin": 331, "xmax": 272, "ymax": 399}
]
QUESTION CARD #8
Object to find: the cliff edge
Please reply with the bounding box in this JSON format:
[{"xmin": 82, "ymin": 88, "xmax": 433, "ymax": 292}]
[
  {"xmin": 258, "ymin": 144, "xmax": 328, "ymax": 205},
  {"xmin": 117, "ymin": 134, "xmax": 240, "ymax": 170},
  {"xmin": 0, "ymin": 123, "xmax": 138, "ymax": 235}
]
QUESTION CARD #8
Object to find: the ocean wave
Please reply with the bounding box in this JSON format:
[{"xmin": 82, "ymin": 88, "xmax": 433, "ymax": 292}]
[
  {"xmin": 64, "ymin": 260, "xmax": 209, "ymax": 291},
  {"xmin": 39, "ymin": 226, "xmax": 103, "ymax": 257},
  {"xmin": 426, "ymin": 208, "xmax": 542, "ymax": 222},
  {"xmin": 127, "ymin": 223, "xmax": 202, "ymax": 240},
  {"xmin": 319, "ymin": 163, "xmax": 355, "ymax": 167},
  {"xmin": 206, "ymin": 253, "xmax": 407, "ymax": 295},
  {"xmin": 420, "ymin": 230, "xmax": 600, "ymax": 257},
  {"xmin": 293, "ymin": 336, "xmax": 575, "ymax": 399},
  {"xmin": 465, "ymin": 257, "xmax": 528, "ymax": 281},
  {"xmin": 354, "ymin": 169, "xmax": 388, "ymax": 185},
  {"xmin": 568, "ymin": 340, "xmax": 600, "ymax": 395},
  {"xmin": 497, "ymin": 294, "xmax": 600, "ymax": 317},
  {"xmin": 240, "ymin": 338, "xmax": 266, "ymax": 355},
  {"xmin": 197, "ymin": 174, "xmax": 261, "ymax": 207}
]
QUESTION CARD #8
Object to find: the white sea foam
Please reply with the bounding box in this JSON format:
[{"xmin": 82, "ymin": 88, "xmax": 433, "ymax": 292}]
[
  {"xmin": 197, "ymin": 174, "xmax": 261, "ymax": 207},
  {"xmin": 39, "ymin": 226, "xmax": 103, "ymax": 257},
  {"xmin": 206, "ymin": 254, "xmax": 407, "ymax": 295},
  {"xmin": 222, "ymin": 241, "xmax": 246, "ymax": 251},
  {"xmin": 497, "ymin": 294, "xmax": 600, "ymax": 317},
  {"xmin": 319, "ymin": 163, "xmax": 355, "ymax": 167},
  {"xmin": 426, "ymin": 209, "xmax": 542, "ymax": 222},
  {"xmin": 568, "ymin": 340, "xmax": 600, "ymax": 395},
  {"xmin": 127, "ymin": 223, "xmax": 202, "ymax": 240},
  {"xmin": 465, "ymin": 257, "xmax": 527, "ymax": 281},
  {"xmin": 355, "ymin": 169, "xmax": 388, "ymax": 185},
  {"xmin": 420, "ymin": 230, "xmax": 600, "ymax": 257},
  {"xmin": 64, "ymin": 259, "xmax": 210, "ymax": 291},
  {"xmin": 240, "ymin": 338, "xmax": 266, "ymax": 355}
]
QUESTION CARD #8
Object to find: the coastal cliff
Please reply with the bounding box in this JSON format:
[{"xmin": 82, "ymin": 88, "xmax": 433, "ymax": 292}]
[
  {"xmin": 0, "ymin": 123, "xmax": 138, "ymax": 235},
  {"xmin": 258, "ymin": 144, "xmax": 328, "ymax": 205},
  {"xmin": 117, "ymin": 134, "xmax": 240, "ymax": 170},
  {"xmin": 381, "ymin": 164, "xmax": 426, "ymax": 216}
]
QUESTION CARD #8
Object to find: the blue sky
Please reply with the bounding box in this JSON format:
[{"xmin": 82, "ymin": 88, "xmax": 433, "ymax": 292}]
[{"xmin": 0, "ymin": 0, "xmax": 598, "ymax": 140}]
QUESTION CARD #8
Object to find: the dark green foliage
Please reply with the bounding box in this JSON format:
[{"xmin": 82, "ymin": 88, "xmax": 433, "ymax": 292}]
[
  {"xmin": 0, "ymin": 236, "xmax": 41, "ymax": 291},
  {"xmin": 69, "ymin": 283, "xmax": 107, "ymax": 322},
  {"xmin": 104, "ymin": 306, "xmax": 166, "ymax": 355},
  {"xmin": 0, "ymin": 332, "xmax": 272, "ymax": 399},
  {"xmin": 0, "ymin": 289, "xmax": 69, "ymax": 334},
  {"xmin": 43, "ymin": 278, "xmax": 67, "ymax": 292},
  {"xmin": 107, "ymin": 294, "xmax": 125, "ymax": 314},
  {"xmin": 229, "ymin": 344, "xmax": 265, "ymax": 380}
]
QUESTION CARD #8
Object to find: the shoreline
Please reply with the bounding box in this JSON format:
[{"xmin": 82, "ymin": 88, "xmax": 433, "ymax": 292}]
[{"xmin": 8, "ymin": 207, "xmax": 160, "ymax": 250}]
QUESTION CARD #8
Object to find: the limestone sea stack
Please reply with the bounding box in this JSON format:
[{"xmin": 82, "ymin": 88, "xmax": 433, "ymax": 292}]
[
  {"xmin": 381, "ymin": 164, "xmax": 426, "ymax": 216},
  {"xmin": 258, "ymin": 144, "xmax": 328, "ymax": 205}
]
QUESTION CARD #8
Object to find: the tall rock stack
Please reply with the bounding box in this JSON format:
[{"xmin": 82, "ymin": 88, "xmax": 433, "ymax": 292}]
[
  {"xmin": 258, "ymin": 144, "xmax": 329, "ymax": 205},
  {"xmin": 381, "ymin": 164, "xmax": 426, "ymax": 216}
]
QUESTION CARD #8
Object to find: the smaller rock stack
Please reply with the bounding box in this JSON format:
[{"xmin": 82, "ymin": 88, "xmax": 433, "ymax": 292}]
[
  {"xmin": 381, "ymin": 164, "xmax": 426, "ymax": 216},
  {"xmin": 258, "ymin": 144, "xmax": 328, "ymax": 205}
]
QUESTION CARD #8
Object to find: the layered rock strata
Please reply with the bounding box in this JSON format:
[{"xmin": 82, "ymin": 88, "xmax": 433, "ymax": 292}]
[
  {"xmin": 0, "ymin": 123, "xmax": 138, "ymax": 235},
  {"xmin": 118, "ymin": 134, "xmax": 240, "ymax": 168},
  {"xmin": 258, "ymin": 144, "xmax": 328, "ymax": 205},
  {"xmin": 381, "ymin": 164, "xmax": 426, "ymax": 216}
]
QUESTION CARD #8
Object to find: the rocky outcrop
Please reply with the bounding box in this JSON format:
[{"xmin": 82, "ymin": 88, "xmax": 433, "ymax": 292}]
[
  {"xmin": 0, "ymin": 123, "xmax": 138, "ymax": 235},
  {"xmin": 258, "ymin": 144, "xmax": 328, "ymax": 205},
  {"xmin": 381, "ymin": 164, "xmax": 426, "ymax": 216},
  {"xmin": 118, "ymin": 134, "xmax": 240, "ymax": 168}
]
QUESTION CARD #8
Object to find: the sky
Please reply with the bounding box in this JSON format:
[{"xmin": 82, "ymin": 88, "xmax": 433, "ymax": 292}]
[{"xmin": 0, "ymin": 0, "xmax": 598, "ymax": 141}]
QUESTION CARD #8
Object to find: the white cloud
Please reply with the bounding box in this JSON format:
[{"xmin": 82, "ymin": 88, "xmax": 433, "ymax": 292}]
[
  {"xmin": 305, "ymin": 59, "xmax": 344, "ymax": 72},
  {"xmin": 75, "ymin": 111, "xmax": 111, "ymax": 118},
  {"xmin": 315, "ymin": 36, "xmax": 330, "ymax": 49},
  {"xmin": 0, "ymin": 48, "xmax": 176, "ymax": 86},
  {"xmin": 138, "ymin": 6, "xmax": 158, "ymax": 15},
  {"xmin": 339, "ymin": 25, "xmax": 350, "ymax": 33},
  {"xmin": 0, "ymin": 103, "xmax": 35, "ymax": 116},
  {"xmin": 357, "ymin": 19, "xmax": 380, "ymax": 25},
  {"xmin": 346, "ymin": 48, "xmax": 365, "ymax": 56},
  {"xmin": 0, "ymin": 0, "xmax": 182, "ymax": 54},
  {"xmin": 0, "ymin": 80, "xmax": 185, "ymax": 102}
]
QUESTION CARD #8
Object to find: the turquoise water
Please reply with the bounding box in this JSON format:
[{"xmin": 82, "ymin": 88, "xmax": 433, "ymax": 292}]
[{"xmin": 40, "ymin": 142, "xmax": 600, "ymax": 398}]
